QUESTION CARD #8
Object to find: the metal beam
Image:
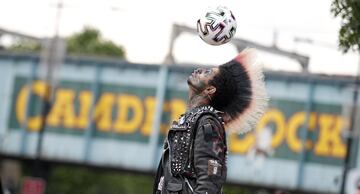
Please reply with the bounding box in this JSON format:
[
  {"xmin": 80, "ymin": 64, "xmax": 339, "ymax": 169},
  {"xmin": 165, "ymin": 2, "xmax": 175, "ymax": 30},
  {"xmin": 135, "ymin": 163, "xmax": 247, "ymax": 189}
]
[
  {"xmin": 165, "ymin": 24, "xmax": 310, "ymax": 72},
  {"xmin": 232, "ymin": 38, "xmax": 309, "ymax": 71},
  {"xmin": 0, "ymin": 27, "xmax": 42, "ymax": 42}
]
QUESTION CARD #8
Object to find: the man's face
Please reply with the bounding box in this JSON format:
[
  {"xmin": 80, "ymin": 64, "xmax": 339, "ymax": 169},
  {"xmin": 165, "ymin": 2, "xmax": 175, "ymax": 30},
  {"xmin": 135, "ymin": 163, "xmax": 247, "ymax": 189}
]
[{"xmin": 187, "ymin": 67, "xmax": 219, "ymax": 94}]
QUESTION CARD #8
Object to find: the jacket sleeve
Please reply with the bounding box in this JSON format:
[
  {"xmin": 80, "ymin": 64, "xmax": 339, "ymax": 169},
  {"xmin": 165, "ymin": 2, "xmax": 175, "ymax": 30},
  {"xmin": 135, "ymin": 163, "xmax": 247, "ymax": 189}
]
[{"xmin": 193, "ymin": 116, "xmax": 227, "ymax": 194}]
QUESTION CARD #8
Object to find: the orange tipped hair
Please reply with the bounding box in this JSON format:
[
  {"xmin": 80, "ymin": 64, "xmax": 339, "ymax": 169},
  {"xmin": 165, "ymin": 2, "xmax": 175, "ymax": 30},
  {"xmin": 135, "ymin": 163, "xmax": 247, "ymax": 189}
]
[
  {"xmin": 226, "ymin": 48, "xmax": 269, "ymax": 133},
  {"xmin": 218, "ymin": 48, "xmax": 269, "ymax": 133}
]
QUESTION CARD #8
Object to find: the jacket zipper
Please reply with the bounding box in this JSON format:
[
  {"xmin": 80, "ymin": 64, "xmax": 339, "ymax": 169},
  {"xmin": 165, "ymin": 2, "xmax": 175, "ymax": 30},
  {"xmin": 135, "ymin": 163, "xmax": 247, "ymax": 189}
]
[
  {"xmin": 184, "ymin": 177, "xmax": 194, "ymax": 194},
  {"xmin": 166, "ymin": 137, "xmax": 173, "ymax": 176}
]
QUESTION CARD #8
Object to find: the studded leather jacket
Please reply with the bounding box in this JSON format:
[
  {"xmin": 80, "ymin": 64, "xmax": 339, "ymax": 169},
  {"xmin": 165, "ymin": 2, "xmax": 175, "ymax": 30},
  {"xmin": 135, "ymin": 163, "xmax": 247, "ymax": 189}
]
[{"xmin": 153, "ymin": 106, "xmax": 227, "ymax": 194}]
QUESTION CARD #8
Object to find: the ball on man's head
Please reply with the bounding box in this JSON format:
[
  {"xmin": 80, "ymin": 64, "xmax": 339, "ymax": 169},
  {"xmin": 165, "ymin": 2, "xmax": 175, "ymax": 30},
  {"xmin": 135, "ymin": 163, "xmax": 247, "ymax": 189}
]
[{"xmin": 197, "ymin": 6, "xmax": 237, "ymax": 46}]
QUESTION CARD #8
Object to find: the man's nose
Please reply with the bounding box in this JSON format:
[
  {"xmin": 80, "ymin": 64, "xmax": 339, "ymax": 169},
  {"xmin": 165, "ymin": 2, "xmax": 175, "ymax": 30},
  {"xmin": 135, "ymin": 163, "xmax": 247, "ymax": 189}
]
[{"xmin": 195, "ymin": 68, "xmax": 204, "ymax": 73}]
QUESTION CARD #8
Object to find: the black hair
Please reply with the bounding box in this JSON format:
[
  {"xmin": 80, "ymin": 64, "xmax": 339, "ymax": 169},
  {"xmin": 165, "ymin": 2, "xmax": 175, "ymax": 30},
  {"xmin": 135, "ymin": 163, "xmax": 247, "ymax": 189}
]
[{"xmin": 209, "ymin": 59, "xmax": 252, "ymax": 119}]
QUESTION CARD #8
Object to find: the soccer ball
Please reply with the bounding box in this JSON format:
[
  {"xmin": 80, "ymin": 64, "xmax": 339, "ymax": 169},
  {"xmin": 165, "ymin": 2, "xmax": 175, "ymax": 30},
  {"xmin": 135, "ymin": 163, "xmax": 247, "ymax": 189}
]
[{"xmin": 197, "ymin": 6, "xmax": 237, "ymax": 46}]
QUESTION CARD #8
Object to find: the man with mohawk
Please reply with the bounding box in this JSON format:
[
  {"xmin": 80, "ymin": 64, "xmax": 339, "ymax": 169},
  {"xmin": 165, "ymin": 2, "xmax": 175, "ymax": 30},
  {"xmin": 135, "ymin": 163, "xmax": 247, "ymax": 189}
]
[{"xmin": 153, "ymin": 48, "xmax": 269, "ymax": 194}]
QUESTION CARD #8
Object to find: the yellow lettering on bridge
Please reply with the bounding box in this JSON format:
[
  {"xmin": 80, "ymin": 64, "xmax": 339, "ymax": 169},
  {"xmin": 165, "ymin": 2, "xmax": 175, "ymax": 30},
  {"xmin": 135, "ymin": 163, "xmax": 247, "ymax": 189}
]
[
  {"xmin": 47, "ymin": 89, "xmax": 77, "ymax": 128},
  {"xmin": 113, "ymin": 94, "xmax": 143, "ymax": 133},
  {"xmin": 14, "ymin": 81, "xmax": 348, "ymax": 159},
  {"xmin": 93, "ymin": 93, "xmax": 115, "ymax": 131},
  {"xmin": 314, "ymin": 114, "xmax": 346, "ymax": 158},
  {"xmin": 16, "ymin": 81, "xmax": 50, "ymax": 131}
]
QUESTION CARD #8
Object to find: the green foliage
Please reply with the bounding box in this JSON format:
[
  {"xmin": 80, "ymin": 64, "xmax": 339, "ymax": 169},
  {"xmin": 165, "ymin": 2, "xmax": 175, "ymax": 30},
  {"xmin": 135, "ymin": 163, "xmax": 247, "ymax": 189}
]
[
  {"xmin": 223, "ymin": 184, "xmax": 254, "ymax": 194},
  {"xmin": 46, "ymin": 165, "xmax": 252, "ymax": 194},
  {"xmin": 6, "ymin": 26, "xmax": 126, "ymax": 58},
  {"xmin": 47, "ymin": 166, "xmax": 153, "ymax": 194},
  {"xmin": 331, "ymin": 0, "xmax": 360, "ymax": 53},
  {"xmin": 66, "ymin": 26, "xmax": 125, "ymax": 58},
  {"xmin": 8, "ymin": 39, "xmax": 41, "ymax": 52}
]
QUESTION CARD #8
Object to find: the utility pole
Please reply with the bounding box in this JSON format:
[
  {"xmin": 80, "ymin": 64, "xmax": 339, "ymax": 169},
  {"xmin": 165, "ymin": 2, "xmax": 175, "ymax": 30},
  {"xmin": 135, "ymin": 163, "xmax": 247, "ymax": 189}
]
[
  {"xmin": 33, "ymin": 0, "xmax": 66, "ymax": 178},
  {"xmin": 340, "ymin": 54, "xmax": 360, "ymax": 194}
]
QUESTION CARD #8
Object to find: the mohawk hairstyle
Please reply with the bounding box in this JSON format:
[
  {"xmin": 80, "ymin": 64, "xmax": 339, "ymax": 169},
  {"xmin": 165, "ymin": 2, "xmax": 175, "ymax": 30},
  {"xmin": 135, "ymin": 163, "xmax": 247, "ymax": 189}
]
[{"xmin": 209, "ymin": 48, "xmax": 269, "ymax": 134}]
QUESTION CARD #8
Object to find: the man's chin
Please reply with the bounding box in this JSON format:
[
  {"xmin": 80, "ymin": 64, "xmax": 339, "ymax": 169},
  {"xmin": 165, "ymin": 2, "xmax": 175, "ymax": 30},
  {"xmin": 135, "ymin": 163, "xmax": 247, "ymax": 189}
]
[
  {"xmin": 187, "ymin": 82, "xmax": 199, "ymax": 94},
  {"xmin": 187, "ymin": 76, "xmax": 196, "ymax": 86},
  {"xmin": 187, "ymin": 78, "xmax": 191, "ymax": 85},
  {"xmin": 187, "ymin": 77, "xmax": 203, "ymax": 93},
  {"xmin": 187, "ymin": 78, "xmax": 196, "ymax": 88}
]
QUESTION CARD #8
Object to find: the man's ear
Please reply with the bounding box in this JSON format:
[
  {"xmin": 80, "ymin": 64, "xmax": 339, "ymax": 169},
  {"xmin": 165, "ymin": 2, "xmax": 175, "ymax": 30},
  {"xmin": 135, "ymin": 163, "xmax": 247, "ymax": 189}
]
[{"xmin": 205, "ymin": 86, "xmax": 216, "ymax": 95}]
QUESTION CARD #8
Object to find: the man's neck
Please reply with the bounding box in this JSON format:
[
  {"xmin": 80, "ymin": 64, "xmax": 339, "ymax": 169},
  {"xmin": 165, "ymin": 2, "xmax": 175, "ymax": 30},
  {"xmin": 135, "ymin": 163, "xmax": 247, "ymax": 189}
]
[{"xmin": 188, "ymin": 94, "xmax": 209, "ymax": 109}]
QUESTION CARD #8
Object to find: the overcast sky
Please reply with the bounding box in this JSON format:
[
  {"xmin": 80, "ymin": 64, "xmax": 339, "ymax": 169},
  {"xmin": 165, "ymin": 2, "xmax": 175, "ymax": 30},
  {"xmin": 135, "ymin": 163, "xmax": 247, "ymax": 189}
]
[{"xmin": 0, "ymin": 0, "xmax": 359, "ymax": 75}]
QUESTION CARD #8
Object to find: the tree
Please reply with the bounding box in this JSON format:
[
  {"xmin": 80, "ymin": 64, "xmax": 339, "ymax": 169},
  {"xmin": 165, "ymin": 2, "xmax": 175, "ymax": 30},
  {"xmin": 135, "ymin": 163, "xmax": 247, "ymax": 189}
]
[
  {"xmin": 66, "ymin": 26, "xmax": 125, "ymax": 58},
  {"xmin": 8, "ymin": 39, "xmax": 41, "ymax": 52},
  {"xmin": 331, "ymin": 1, "xmax": 360, "ymax": 194},
  {"xmin": 331, "ymin": 0, "xmax": 360, "ymax": 53},
  {"xmin": 7, "ymin": 26, "xmax": 126, "ymax": 58}
]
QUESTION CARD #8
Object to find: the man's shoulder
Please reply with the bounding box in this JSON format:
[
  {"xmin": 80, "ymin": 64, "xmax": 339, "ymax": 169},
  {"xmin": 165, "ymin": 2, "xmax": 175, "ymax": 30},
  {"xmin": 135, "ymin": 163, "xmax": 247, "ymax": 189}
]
[
  {"xmin": 197, "ymin": 113, "xmax": 219, "ymax": 122},
  {"xmin": 185, "ymin": 105, "xmax": 224, "ymax": 129},
  {"xmin": 197, "ymin": 113, "xmax": 224, "ymax": 128},
  {"xmin": 195, "ymin": 112, "xmax": 226, "ymax": 141}
]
